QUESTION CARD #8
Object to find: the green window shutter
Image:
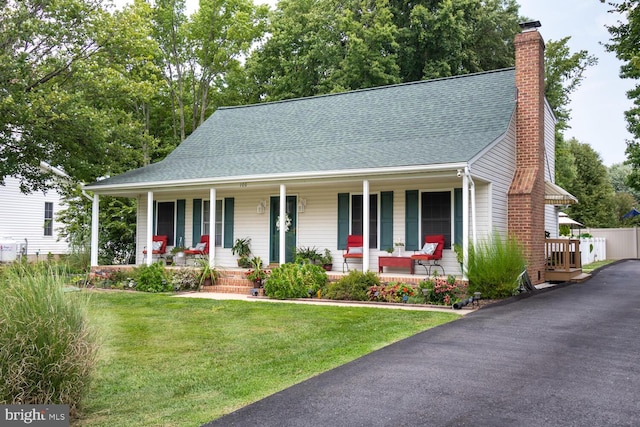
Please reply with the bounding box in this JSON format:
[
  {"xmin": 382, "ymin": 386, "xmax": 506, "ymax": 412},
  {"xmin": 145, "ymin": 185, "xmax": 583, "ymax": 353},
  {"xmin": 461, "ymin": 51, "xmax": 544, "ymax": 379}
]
[
  {"xmin": 152, "ymin": 201, "xmax": 157, "ymax": 235},
  {"xmin": 192, "ymin": 199, "xmax": 202, "ymax": 246},
  {"xmin": 176, "ymin": 199, "xmax": 186, "ymax": 247},
  {"xmin": 405, "ymin": 190, "xmax": 419, "ymax": 250},
  {"xmin": 223, "ymin": 198, "xmax": 234, "ymax": 248},
  {"xmin": 337, "ymin": 193, "xmax": 349, "ymax": 250},
  {"xmin": 454, "ymin": 188, "xmax": 463, "ymax": 247},
  {"xmin": 380, "ymin": 191, "xmax": 394, "ymax": 251}
]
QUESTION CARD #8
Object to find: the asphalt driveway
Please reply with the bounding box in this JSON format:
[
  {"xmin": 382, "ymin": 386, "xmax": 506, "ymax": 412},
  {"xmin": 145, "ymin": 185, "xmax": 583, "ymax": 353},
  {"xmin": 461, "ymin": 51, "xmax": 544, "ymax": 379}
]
[{"xmin": 203, "ymin": 260, "xmax": 640, "ymax": 426}]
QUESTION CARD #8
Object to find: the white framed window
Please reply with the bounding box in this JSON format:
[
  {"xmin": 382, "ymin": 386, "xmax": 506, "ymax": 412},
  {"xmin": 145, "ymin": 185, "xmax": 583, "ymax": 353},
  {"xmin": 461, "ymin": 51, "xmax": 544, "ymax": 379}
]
[
  {"xmin": 203, "ymin": 200, "xmax": 223, "ymax": 246},
  {"xmin": 44, "ymin": 202, "xmax": 53, "ymax": 236}
]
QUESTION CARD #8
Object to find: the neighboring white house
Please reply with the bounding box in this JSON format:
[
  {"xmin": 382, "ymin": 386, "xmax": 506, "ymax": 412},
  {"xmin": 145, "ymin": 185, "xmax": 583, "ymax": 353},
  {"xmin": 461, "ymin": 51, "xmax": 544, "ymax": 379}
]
[{"xmin": 0, "ymin": 175, "xmax": 70, "ymax": 260}]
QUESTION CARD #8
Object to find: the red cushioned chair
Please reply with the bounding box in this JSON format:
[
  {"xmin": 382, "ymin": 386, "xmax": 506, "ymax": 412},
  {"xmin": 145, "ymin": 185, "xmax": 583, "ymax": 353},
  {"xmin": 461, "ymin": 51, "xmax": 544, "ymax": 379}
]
[
  {"xmin": 411, "ymin": 234, "xmax": 445, "ymax": 276},
  {"xmin": 184, "ymin": 235, "xmax": 209, "ymax": 260},
  {"xmin": 142, "ymin": 235, "xmax": 168, "ymax": 261},
  {"xmin": 342, "ymin": 235, "xmax": 364, "ymax": 272}
]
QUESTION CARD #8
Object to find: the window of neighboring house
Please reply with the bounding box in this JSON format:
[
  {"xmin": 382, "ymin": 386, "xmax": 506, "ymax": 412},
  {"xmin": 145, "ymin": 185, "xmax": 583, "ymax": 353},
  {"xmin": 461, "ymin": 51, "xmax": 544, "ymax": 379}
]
[
  {"xmin": 44, "ymin": 202, "xmax": 53, "ymax": 236},
  {"xmin": 202, "ymin": 200, "xmax": 223, "ymax": 246},
  {"xmin": 351, "ymin": 194, "xmax": 378, "ymax": 248},
  {"xmin": 421, "ymin": 191, "xmax": 451, "ymax": 247},
  {"xmin": 156, "ymin": 202, "xmax": 175, "ymax": 246}
]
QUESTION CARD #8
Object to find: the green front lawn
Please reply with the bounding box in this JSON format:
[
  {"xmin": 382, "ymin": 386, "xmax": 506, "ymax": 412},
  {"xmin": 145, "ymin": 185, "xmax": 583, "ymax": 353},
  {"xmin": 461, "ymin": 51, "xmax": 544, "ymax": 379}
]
[{"xmin": 76, "ymin": 291, "xmax": 459, "ymax": 426}]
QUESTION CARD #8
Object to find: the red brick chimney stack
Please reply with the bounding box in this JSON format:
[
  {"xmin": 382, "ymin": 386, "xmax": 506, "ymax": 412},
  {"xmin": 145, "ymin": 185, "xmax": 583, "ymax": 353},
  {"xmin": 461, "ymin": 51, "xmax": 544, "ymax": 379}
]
[{"xmin": 508, "ymin": 23, "xmax": 546, "ymax": 284}]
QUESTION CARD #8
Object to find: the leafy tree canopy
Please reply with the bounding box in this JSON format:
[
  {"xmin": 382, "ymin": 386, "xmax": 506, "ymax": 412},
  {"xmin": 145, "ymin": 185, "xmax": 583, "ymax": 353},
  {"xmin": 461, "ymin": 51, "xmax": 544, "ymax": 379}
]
[{"xmin": 603, "ymin": 1, "xmax": 640, "ymax": 193}]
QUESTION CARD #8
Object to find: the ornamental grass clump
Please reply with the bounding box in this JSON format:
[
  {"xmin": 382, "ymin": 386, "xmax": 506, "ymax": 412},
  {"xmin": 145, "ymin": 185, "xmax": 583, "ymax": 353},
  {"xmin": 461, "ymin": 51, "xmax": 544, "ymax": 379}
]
[
  {"xmin": 0, "ymin": 262, "xmax": 97, "ymax": 414},
  {"xmin": 466, "ymin": 232, "xmax": 526, "ymax": 299}
]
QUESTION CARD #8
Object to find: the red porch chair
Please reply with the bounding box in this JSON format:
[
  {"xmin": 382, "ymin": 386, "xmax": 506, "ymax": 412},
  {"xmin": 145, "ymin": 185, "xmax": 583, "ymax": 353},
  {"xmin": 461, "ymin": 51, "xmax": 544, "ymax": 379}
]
[
  {"xmin": 143, "ymin": 235, "xmax": 168, "ymax": 261},
  {"xmin": 411, "ymin": 235, "xmax": 445, "ymax": 276},
  {"xmin": 184, "ymin": 235, "xmax": 209, "ymax": 260},
  {"xmin": 342, "ymin": 235, "xmax": 364, "ymax": 272}
]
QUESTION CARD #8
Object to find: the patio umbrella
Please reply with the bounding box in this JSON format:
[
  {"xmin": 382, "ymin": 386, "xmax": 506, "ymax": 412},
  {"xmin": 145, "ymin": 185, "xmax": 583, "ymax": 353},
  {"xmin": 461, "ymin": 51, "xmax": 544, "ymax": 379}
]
[
  {"xmin": 622, "ymin": 208, "xmax": 640, "ymax": 219},
  {"xmin": 559, "ymin": 212, "xmax": 584, "ymax": 227}
]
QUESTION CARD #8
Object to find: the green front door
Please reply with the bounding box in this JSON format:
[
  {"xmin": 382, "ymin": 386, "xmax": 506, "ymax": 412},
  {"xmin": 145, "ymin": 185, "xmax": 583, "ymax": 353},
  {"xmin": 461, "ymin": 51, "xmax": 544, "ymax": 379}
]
[{"xmin": 270, "ymin": 196, "xmax": 297, "ymax": 263}]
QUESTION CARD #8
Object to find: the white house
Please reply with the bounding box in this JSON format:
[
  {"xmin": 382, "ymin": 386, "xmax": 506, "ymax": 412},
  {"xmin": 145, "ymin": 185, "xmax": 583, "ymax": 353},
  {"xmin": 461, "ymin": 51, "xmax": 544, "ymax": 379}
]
[
  {"xmin": 85, "ymin": 24, "xmax": 577, "ymax": 284},
  {"xmin": 0, "ymin": 175, "xmax": 70, "ymax": 261}
]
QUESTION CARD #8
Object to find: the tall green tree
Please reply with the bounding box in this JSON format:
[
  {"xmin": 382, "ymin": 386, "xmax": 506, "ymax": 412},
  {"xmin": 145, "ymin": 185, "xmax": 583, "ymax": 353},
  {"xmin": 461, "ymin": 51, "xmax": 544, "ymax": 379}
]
[
  {"xmin": 564, "ymin": 138, "xmax": 617, "ymax": 228},
  {"xmin": 187, "ymin": 0, "xmax": 268, "ymax": 126},
  {"xmin": 0, "ymin": 0, "xmax": 110, "ymax": 191},
  {"xmin": 389, "ymin": 0, "xmax": 521, "ymax": 81},
  {"xmin": 603, "ymin": 1, "xmax": 640, "ymax": 193},
  {"xmin": 542, "ymin": 37, "xmax": 597, "ymax": 191},
  {"xmin": 247, "ymin": 0, "xmax": 400, "ymax": 101}
]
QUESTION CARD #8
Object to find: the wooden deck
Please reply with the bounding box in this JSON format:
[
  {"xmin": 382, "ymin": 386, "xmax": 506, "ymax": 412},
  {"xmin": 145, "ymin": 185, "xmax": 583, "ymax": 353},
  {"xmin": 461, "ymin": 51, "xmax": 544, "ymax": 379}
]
[{"xmin": 545, "ymin": 238, "xmax": 590, "ymax": 282}]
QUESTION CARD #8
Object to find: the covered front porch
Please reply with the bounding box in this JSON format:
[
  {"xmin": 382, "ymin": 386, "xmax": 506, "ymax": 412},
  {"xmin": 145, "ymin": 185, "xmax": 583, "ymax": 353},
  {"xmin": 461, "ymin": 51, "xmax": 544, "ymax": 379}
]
[{"xmin": 87, "ymin": 166, "xmax": 481, "ymax": 280}]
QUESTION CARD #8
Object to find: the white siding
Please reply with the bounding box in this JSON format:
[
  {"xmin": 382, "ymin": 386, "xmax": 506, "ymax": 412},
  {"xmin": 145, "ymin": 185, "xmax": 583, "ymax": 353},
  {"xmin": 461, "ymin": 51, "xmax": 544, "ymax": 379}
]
[
  {"xmin": 0, "ymin": 177, "xmax": 70, "ymax": 257},
  {"xmin": 544, "ymin": 103, "xmax": 560, "ymax": 237},
  {"xmin": 470, "ymin": 115, "xmax": 518, "ymax": 239}
]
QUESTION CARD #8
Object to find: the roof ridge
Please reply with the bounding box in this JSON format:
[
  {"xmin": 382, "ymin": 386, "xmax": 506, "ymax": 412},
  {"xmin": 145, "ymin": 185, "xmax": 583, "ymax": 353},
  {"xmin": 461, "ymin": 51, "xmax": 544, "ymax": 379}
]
[{"xmin": 219, "ymin": 67, "xmax": 516, "ymax": 111}]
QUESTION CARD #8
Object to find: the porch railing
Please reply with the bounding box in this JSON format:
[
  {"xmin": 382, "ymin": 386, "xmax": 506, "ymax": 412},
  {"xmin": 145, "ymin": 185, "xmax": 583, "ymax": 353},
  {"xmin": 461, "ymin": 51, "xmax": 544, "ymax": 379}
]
[{"xmin": 545, "ymin": 238, "xmax": 582, "ymax": 272}]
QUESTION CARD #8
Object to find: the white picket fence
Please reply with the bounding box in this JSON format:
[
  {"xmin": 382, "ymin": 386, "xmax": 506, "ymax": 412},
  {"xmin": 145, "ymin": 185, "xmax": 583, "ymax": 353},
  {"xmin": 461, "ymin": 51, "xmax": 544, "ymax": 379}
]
[{"xmin": 580, "ymin": 237, "xmax": 606, "ymax": 266}]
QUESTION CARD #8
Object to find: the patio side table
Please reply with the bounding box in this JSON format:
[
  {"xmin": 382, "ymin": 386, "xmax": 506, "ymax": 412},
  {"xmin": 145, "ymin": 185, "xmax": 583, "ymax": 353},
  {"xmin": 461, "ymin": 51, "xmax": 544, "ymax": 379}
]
[{"xmin": 378, "ymin": 256, "xmax": 414, "ymax": 274}]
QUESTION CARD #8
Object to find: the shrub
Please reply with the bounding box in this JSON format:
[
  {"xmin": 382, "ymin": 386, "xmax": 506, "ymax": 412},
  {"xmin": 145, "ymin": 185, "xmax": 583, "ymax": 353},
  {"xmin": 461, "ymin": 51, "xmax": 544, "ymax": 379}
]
[
  {"xmin": 169, "ymin": 268, "xmax": 200, "ymax": 291},
  {"xmin": 419, "ymin": 275, "xmax": 466, "ymax": 305},
  {"xmin": 263, "ymin": 263, "xmax": 328, "ymax": 299},
  {"xmin": 132, "ymin": 262, "xmax": 171, "ymax": 293},
  {"xmin": 0, "ymin": 263, "xmax": 97, "ymax": 414},
  {"xmin": 466, "ymin": 233, "xmax": 525, "ymax": 299},
  {"xmin": 324, "ymin": 270, "xmax": 380, "ymax": 301}
]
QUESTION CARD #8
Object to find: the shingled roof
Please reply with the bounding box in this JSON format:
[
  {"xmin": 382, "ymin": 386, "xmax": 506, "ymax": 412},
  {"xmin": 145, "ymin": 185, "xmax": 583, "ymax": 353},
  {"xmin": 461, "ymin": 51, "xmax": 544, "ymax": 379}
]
[{"xmin": 87, "ymin": 68, "xmax": 516, "ymax": 189}]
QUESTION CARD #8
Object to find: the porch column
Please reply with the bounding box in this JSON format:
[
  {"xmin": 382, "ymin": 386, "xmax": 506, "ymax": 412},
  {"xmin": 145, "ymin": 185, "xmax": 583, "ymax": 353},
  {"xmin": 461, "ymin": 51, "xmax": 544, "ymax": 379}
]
[
  {"xmin": 363, "ymin": 180, "xmax": 370, "ymax": 271},
  {"xmin": 462, "ymin": 171, "xmax": 469, "ymax": 278},
  {"xmin": 469, "ymin": 168, "xmax": 477, "ymax": 246},
  {"xmin": 279, "ymin": 184, "xmax": 286, "ymax": 266},
  {"xmin": 209, "ymin": 187, "xmax": 216, "ymax": 267},
  {"xmin": 90, "ymin": 193, "xmax": 99, "ymax": 267},
  {"xmin": 146, "ymin": 191, "xmax": 153, "ymax": 265}
]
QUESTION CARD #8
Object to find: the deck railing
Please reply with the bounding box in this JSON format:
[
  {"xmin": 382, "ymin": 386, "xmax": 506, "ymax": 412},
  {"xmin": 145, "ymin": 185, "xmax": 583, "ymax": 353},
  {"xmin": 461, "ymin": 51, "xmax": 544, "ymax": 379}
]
[{"xmin": 545, "ymin": 238, "xmax": 582, "ymax": 272}]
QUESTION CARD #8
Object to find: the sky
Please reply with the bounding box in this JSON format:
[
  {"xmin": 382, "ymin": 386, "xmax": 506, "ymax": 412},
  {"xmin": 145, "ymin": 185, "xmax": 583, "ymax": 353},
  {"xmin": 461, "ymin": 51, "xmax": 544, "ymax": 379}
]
[{"xmin": 114, "ymin": 0, "xmax": 634, "ymax": 166}]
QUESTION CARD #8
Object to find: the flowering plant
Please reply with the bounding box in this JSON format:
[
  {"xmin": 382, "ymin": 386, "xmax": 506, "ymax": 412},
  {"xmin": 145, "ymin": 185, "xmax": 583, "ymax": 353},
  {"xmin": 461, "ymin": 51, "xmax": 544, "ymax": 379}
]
[
  {"xmin": 246, "ymin": 268, "xmax": 269, "ymax": 282},
  {"xmin": 367, "ymin": 282, "xmax": 415, "ymax": 303},
  {"xmin": 245, "ymin": 256, "xmax": 269, "ymax": 283},
  {"xmin": 419, "ymin": 275, "xmax": 466, "ymax": 305}
]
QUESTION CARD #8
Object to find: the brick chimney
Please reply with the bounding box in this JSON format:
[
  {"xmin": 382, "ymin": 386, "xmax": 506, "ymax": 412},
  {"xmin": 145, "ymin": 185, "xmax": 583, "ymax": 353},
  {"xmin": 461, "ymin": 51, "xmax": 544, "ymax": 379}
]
[{"xmin": 508, "ymin": 23, "xmax": 546, "ymax": 284}]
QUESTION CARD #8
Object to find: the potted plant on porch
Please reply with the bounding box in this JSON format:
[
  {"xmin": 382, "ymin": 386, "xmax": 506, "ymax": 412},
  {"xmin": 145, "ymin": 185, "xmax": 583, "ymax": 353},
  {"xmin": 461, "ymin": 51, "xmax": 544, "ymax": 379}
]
[
  {"xmin": 320, "ymin": 248, "xmax": 333, "ymax": 271},
  {"xmin": 232, "ymin": 237, "xmax": 252, "ymax": 268},
  {"xmin": 195, "ymin": 258, "xmax": 219, "ymax": 290},
  {"xmin": 245, "ymin": 256, "xmax": 269, "ymax": 287}
]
